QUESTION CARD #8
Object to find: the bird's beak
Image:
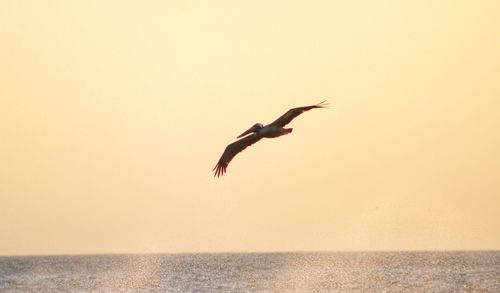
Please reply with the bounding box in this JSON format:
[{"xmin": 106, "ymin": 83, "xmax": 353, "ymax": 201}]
[{"xmin": 237, "ymin": 126, "xmax": 256, "ymax": 138}]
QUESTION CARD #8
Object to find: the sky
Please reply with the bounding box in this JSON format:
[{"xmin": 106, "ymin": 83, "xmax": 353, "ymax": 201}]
[{"xmin": 1, "ymin": 1, "xmax": 499, "ymax": 255}]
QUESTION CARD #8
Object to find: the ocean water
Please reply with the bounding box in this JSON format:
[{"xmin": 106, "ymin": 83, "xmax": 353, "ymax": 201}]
[{"xmin": 0, "ymin": 251, "xmax": 498, "ymax": 292}]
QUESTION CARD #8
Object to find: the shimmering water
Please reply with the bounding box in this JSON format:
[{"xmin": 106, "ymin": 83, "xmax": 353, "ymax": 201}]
[{"xmin": 0, "ymin": 251, "xmax": 498, "ymax": 292}]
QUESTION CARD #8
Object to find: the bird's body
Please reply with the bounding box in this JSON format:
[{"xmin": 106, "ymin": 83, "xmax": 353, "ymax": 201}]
[
  {"xmin": 213, "ymin": 101, "xmax": 328, "ymax": 177},
  {"xmin": 258, "ymin": 125, "xmax": 293, "ymax": 138}
]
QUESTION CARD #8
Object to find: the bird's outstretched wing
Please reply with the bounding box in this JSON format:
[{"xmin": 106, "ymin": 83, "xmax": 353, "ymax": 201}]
[
  {"xmin": 213, "ymin": 133, "xmax": 262, "ymax": 177},
  {"xmin": 269, "ymin": 100, "xmax": 328, "ymax": 128}
]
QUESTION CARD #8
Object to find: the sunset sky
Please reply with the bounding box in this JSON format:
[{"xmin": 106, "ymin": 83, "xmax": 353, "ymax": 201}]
[{"xmin": 1, "ymin": 1, "xmax": 499, "ymax": 255}]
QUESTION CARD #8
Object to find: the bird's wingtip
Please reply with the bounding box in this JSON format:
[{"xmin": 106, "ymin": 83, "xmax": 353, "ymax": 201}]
[
  {"xmin": 316, "ymin": 100, "xmax": 330, "ymax": 108},
  {"xmin": 213, "ymin": 163, "xmax": 227, "ymax": 178}
]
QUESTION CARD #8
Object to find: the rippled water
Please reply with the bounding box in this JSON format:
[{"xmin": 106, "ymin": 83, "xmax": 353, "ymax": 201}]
[{"xmin": 1, "ymin": 251, "xmax": 499, "ymax": 292}]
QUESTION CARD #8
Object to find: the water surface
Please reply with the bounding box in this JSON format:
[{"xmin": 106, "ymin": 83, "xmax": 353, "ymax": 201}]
[{"xmin": 1, "ymin": 251, "xmax": 498, "ymax": 292}]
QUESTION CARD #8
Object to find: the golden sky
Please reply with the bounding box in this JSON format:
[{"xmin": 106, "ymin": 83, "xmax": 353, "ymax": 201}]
[{"xmin": 1, "ymin": 1, "xmax": 499, "ymax": 255}]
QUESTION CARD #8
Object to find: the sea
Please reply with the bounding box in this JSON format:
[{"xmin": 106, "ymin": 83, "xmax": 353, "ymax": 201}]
[{"xmin": 0, "ymin": 251, "xmax": 498, "ymax": 292}]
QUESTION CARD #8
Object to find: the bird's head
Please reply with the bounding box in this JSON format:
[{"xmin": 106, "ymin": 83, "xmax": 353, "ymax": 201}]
[{"xmin": 237, "ymin": 123, "xmax": 263, "ymax": 138}]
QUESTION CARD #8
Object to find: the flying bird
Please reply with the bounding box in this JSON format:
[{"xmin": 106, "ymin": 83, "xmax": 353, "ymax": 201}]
[{"xmin": 213, "ymin": 101, "xmax": 328, "ymax": 177}]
